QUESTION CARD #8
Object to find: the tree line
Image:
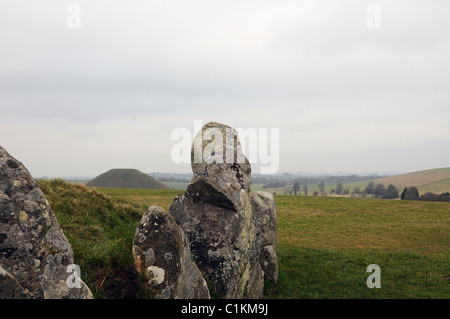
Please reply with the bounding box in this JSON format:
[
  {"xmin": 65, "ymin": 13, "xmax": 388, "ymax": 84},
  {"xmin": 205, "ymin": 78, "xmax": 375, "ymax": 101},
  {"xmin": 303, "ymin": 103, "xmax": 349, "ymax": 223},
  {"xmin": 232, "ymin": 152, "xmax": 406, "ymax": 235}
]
[
  {"xmin": 258, "ymin": 174, "xmax": 386, "ymax": 189},
  {"xmin": 282, "ymin": 178, "xmax": 450, "ymax": 202},
  {"xmin": 400, "ymin": 186, "xmax": 450, "ymax": 202},
  {"xmin": 289, "ymin": 180, "xmax": 400, "ymax": 199},
  {"xmin": 362, "ymin": 181, "xmax": 399, "ymax": 199}
]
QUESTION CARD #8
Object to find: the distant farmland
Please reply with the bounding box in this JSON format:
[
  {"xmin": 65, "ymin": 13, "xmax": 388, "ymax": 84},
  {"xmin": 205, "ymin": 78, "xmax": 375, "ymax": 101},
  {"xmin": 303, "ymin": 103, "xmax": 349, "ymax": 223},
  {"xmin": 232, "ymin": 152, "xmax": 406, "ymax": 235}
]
[
  {"xmin": 375, "ymin": 167, "xmax": 450, "ymax": 194},
  {"xmin": 253, "ymin": 168, "xmax": 450, "ymax": 196}
]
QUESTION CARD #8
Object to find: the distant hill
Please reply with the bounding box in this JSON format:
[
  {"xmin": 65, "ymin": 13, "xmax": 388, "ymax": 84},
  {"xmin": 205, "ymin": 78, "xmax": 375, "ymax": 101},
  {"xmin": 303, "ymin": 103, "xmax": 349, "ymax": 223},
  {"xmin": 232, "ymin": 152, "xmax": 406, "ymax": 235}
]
[
  {"xmin": 86, "ymin": 169, "xmax": 170, "ymax": 189},
  {"xmin": 375, "ymin": 167, "xmax": 450, "ymax": 194}
]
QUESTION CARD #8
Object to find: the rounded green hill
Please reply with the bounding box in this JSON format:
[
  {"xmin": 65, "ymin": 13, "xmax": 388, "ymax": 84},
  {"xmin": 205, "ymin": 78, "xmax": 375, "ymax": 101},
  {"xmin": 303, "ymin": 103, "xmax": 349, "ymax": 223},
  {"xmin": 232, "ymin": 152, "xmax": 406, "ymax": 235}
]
[{"xmin": 86, "ymin": 168, "xmax": 169, "ymax": 189}]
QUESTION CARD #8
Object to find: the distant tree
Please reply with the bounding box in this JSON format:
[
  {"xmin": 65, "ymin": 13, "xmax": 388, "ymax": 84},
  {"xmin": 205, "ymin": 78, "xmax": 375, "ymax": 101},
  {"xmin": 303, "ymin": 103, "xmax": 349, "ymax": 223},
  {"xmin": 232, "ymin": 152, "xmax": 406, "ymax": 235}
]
[
  {"xmin": 344, "ymin": 187, "xmax": 350, "ymax": 195},
  {"xmin": 420, "ymin": 192, "xmax": 439, "ymax": 202},
  {"xmin": 336, "ymin": 183, "xmax": 344, "ymax": 195},
  {"xmin": 401, "ymin": 187, "xmax": 420, "ymax": 201},
  {"xmin": 382, "ymin": 184, "xmax": 399, "ymax": 199},
  {"xmin": 318, "ymin": 181, "xmax": 325, "ymax": 195},
  {"xmin": 292, "ymin": 181, "xmax": 300, "ymax": 195},
  {"xmin": 438, "ymin": 192, "xmax": 450, "ymax": 202},
  {"xmin": 303, "ymin": 183, "xmax": 308, "ymax": 196},
  {"xmin": 354, "ymin": 187, "xmax": 361, "ymax": 194},
  {"xmin": 313, "ymin": 191, "xmax": 319, "ymax": 196},
  {"xmin": 365, "ymin": 181, "xmax": 375, "ymax": 194},
  {"xmin": 400, "ymin": 187, "xmax": 407, "ymax": 200},
  {"xmin": 373, "ymin": 183, "xmax": 386, "ymax": 198}
]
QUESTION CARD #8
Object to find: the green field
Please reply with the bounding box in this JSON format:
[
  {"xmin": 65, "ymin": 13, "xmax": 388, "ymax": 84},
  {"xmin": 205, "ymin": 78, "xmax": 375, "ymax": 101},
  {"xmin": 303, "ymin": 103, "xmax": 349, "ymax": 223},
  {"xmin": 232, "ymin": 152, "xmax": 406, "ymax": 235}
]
[
  {"xmin": 38, "ymin": 180, "xmax": 450, "ymax": 299},
  {"xmin": 268, "ymin": 195, "xmax": 449, "ymax": 298}
]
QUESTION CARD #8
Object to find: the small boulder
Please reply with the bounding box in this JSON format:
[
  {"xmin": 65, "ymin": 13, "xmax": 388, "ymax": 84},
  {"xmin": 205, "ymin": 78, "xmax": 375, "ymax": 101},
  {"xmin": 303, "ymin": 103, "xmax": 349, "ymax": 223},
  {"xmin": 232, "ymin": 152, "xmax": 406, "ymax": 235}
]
[
  {"xmin": 251, "ymin": 191, "xmax": 278, "ymax": 284},
  {"xmin": 132, "ymin": 206, "xmax": 210, "ymax": 299}
]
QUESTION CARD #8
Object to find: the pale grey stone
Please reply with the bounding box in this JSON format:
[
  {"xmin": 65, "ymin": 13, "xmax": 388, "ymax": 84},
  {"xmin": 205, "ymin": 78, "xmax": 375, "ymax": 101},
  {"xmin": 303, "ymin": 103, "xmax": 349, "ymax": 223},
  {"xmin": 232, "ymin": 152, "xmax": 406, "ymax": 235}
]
[
  {"xmin": 132, "ymin": 205, "xmax": 210, "ymax": 299},
  {"xmin": 0, "ymin": 145, "xmax": 93, "ymax": 299},
  {"xmin": 169, "ymin": 122, "xmax": 278, "ymax": 298}
]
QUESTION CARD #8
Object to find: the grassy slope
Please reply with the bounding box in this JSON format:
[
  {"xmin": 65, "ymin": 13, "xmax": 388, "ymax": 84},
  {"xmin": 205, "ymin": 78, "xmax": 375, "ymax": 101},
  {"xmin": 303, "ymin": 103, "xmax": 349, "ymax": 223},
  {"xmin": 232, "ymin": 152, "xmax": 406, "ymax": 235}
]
[
  {"xmin": 38, "ymin": 179, "xmax": 151, "ymax": 299},
  {"xmin": 418, "ymin": 177, "xmax": 450, "ymax": 194}
]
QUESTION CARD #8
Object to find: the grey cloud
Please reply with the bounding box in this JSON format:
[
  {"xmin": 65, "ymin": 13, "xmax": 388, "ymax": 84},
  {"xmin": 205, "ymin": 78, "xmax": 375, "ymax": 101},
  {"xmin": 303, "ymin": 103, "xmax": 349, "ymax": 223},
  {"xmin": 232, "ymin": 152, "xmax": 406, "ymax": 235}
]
[{"xmin": 1, "ymin": 1, "xmax": 450, "ymax": 176}]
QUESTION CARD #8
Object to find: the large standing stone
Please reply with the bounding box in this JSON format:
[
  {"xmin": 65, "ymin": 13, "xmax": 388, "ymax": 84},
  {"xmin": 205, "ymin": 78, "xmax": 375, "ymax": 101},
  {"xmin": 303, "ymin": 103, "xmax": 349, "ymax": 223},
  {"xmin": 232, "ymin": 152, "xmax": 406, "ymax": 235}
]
[
  {"xmin": 132, "ymin": 206, "xmax": 210, "ymax": 299},
  {"xmin": 0, "ymin": 146, "xmax": 93, "ymax": 299},
  {"xmin": 169, "ymin": 122, "xmax": 278, "ymax": 298}
]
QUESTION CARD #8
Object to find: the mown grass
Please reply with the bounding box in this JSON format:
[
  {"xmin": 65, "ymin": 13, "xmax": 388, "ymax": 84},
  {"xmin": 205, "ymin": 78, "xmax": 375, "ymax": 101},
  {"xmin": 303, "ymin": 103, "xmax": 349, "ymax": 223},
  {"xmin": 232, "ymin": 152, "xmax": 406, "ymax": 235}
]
[
  {"xmin": 38, "ymin": 181, "xmax": 449, "ymax": 299},
  {"xmin": 274, "ymin": 196, "xmax": 449, "ymax": 254},
  {"xmin": 265, "ymin": 247, "xmax": 449, "ymax": 298},
  {"xmin": 266, "ymin": 196, "xmax": 450, "ymax": 298}
]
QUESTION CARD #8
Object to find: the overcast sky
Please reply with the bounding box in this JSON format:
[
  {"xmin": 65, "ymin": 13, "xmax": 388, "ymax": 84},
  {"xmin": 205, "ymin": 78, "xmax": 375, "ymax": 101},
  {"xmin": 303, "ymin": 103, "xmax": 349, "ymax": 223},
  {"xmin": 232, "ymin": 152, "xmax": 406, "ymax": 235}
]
[{"xmin": 1, "ymin": 0, "xmax": 449, "ymax": 177}]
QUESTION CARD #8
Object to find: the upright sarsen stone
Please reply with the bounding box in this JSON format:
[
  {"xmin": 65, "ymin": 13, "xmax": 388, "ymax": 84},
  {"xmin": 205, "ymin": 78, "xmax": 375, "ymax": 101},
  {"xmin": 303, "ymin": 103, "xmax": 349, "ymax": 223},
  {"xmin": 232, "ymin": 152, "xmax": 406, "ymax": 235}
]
[
  {"xmin": 132, "ymin": 121, "xmax": 278, "ymax": 299},
  {"xmin": 169, "ymin": 122, "xmax": 278, "ymax": 298},
  {"xmin": 0, "ymin": 146, "xmax": 92, "ymax": 299}
]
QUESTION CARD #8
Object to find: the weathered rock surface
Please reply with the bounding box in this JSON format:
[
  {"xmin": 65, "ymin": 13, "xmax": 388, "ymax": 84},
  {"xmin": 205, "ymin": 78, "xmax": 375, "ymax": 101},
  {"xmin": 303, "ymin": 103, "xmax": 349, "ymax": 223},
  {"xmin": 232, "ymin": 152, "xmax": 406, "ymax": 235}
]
[
  {"xmin": 251, "ymin": 191, "xmax": 278, "ymax": 284},
  {"xmin": 190, "ymin": 122, "xmax": 252, "ymax": 213},
  {"xmin": 169, "ymin": 122, "xmax": 278, "ymax": 298},
  {"xmin": 0, "ymin": 146, "xmax": 93, "ymax": 299},
  {"xmin": 132, "ymin": 206, "xmax": 210, "ymax": 299},
  {"xmin": 132, "ymin": 122, "xmax": 278, "ymax": 299}
]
